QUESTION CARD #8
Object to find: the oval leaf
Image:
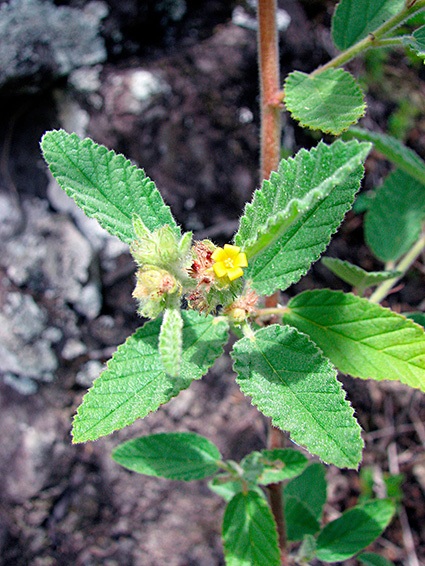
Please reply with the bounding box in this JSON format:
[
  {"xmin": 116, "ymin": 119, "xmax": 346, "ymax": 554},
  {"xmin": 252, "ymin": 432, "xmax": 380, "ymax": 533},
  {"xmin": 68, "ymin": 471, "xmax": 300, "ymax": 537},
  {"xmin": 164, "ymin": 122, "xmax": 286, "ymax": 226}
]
[
  {"xmin": 331, "ymin": 0, "xmax": 404, "ymax": 51},
  {"xmin": 41, "ymin": 129, "xmax": 179, "ymax": 244},
  {"xmin": 223, "ymin": 491, "xmax": 280, "ymax": 566},
  {"xmin": 283, "ymin": 289, "xmax": 425, "ymax": 392},
  {"xmin": 284, "ymin": 69, "xmax": 365, "ymax": 135},
  {"xmin": 232, "ymin": 325, "xmax": 363, "ymax": 469},
  {"xmin": 112, "ymin": 432, "xmax": 221, "ymax": 481},
  {"xmin": 316, "ymin": 499, "xmax": 396, "ymax": 562},
  {"xmin": 258, "ymin": 448, "xmax": 308, "ymax": 485},
  {"xmin": 72, "ymin": 311, "xmax": 229, "ymax": 443}
]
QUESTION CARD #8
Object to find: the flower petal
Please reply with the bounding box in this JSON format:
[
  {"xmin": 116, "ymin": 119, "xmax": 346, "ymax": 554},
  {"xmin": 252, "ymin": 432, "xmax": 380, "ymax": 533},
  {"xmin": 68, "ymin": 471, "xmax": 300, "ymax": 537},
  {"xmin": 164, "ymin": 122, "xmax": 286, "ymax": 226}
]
[
  {"xmin": 227, "ymin": 267, "xmax": 244, "ymax": 281},
  {"xmin": 212, "ymin": 247, "xmax": 227, "ymax": 262},
  {"xmin": 213, "ymin": 262, "xmax": 228, "ymax": 278},
  {"xmin": 234, "ymin": 253, "xmax": 248, "ymax": 268},
  {"xmin": 223, "ymin": 244, "xmax": 241, "ymax": 257}
]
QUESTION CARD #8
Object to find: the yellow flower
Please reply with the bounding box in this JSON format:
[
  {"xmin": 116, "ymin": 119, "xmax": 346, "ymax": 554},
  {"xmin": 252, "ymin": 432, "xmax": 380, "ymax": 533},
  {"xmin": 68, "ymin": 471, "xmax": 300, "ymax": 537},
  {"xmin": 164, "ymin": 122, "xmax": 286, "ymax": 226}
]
[{"xmin": 212, "ymin": 244, "xmax": 248, "ymax": 281}]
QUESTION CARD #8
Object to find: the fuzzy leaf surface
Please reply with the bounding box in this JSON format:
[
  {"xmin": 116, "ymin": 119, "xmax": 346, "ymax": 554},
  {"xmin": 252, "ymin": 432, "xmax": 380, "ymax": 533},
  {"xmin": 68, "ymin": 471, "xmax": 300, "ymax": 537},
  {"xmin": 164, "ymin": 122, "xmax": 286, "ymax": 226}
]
[
  {"xmin": 404, "ymin": 25, "xmax": 425, "ymax": 59},
  {"xmin": 331, "ymin": 0, "xmax": 404, "ymax": 50},
  {"xmin": 159, "ymin": 307, "xmax": 183, "ymax": 377},
  {"xmin": 235, "ymin": 140, "xmax": 371, "ymax": 295},
  {"xmin": 222, "ymin": 491, "xmax": 280, "ymax": 566},
  {"xmin": 345, "ymin": 127, "xmax": 425, "ymax": 185},
  {"xmin": 72, "ymin": 311, "xmax": 229, "ymax": 443},
  {"xmin": 258, "ymin": 449, "xmax": 308, "ymax": 485},
  {"xmin": 284, "ymin": 497, "xmax": 321, "ymax": 542},
  {"xmin": 316, "ymin": 499, "xmax": 395, "ymax": 562},
  {"xmin": 284, "ymin": 69, "xmax": 365, "ymax": 134},
  {"xmin": 365, "ymin": 168, "xmax": 425, "ymax": 262},
  {"xmin": 111, "ymin": 432, "xmax": 221, "ymax": 481},
  {"xmin": 321, "ymin": 257, "xmax": 401, "ymax": 294},
  {"xmin": 232, "ymin": 325, "xmax": 363, "ymax": 469},
  {"xmin": 283, "ymin": 289, "xmax": 425, "ymax": 391},
  {"xmin": 41, "ymin": 129, "xmax": 178, "ymax": 244}
]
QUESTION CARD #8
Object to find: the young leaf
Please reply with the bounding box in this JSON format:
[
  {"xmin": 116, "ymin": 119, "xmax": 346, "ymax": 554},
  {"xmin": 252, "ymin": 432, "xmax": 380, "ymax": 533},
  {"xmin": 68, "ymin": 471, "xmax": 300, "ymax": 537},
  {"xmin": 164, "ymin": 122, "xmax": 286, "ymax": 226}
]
[
  {"xmin": 316, "ymin": 499, "xmax": 396, "ymax": 562},
  {"xmin": 331, "ymin": 0, "xmax": 404, "ymax": 51},
  {"xmin": 321, "ymin": 257, "xmax": 401, "ymax": 295},
  {"xmin": 283, "ymin": 289, "xmax": 425, "ymax": 392},
  {"xmin": 284, "ymin": 462, "xmax": 327, "ymax": 521},
  {"xmin": 232, "ymin": 324, "xmax": 363, "ymax": 469},
  {"xmin": 222, "ymin": 491, "xmax": 280, "ymax": 566},
  {"xmin": 258, "ymin": 448, "xmax": 308, "ymax": 485},
  {"xmin": 404, "ymin": 25, "xmax": 425, "ymax": 60},
  {"xmin": 209, "ymin": 478, "xmax": 264, "ymax": 502},
  {"xmin": 159, "ymin": 307, "xmax": 183, "ymax": 377},
  {"xmin": 298, "ymin": 534, "xmax": 317, "ymax": 562},
  {"xmin": 235, "ymin": 139, "xmax": 371, "ymax": 296},
  {"xmin": 41, "ymin": 129, "xmax": 179, "ymax": 244},
  {"xmin": 358, "ymin": 552, "xmax": 395, "ymax": 566},
  {"xmin": 364, "ymin": 168, "xmax": 425, "ymax": 262},
  {"xmin": 111, "ymin": 431, "xmax": 221, "ymax": 481},
  {"xmin": 284, "ymin": 496, "xmax": 321, "ymax": 542},
  {"xmin": 284, "ymin": 69, "xmax": 365, "ymax": 135},
  {"xmin": 72, "ymin": 311, "xmax": 229, "ymax": 443},
  {"xmin": 345, "ymin": 126, "xmax": 425, "ymax": 185}
]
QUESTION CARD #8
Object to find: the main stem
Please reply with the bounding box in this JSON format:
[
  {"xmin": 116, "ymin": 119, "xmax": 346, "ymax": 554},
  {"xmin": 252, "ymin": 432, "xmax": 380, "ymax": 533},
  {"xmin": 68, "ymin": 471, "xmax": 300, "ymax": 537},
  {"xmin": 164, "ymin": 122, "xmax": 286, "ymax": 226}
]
[{"xmin": 257, "ymin": 1, "xmax": 287, "ymax": 562}]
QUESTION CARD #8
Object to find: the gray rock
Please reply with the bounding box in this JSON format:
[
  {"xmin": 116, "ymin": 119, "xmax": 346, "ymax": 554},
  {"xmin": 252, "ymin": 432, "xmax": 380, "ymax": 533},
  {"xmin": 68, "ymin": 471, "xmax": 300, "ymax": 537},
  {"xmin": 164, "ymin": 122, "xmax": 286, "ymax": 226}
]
[
  {"xmin": 75, "ymin": 360, "xmax": 104, "ymax": 388},
  {"xmin": 0, "ymin": 0, "xmax": 107, "ymax": 93}
]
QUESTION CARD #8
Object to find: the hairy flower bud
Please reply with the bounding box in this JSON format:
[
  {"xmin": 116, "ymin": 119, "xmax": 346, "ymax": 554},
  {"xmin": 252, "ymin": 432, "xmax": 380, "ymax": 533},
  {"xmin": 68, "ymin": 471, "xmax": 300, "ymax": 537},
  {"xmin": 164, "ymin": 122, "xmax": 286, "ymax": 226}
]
[{"xmin": 133, "ymin": 266, "xmax": 182, "ymax": 319}]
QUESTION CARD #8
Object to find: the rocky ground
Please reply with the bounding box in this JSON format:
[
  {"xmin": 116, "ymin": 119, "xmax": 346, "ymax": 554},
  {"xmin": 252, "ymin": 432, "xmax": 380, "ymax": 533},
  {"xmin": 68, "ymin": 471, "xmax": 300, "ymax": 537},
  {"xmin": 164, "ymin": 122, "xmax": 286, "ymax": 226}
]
[{"xmin": 0, "ymin": 0, "xmax": 425, "ymax": 565}]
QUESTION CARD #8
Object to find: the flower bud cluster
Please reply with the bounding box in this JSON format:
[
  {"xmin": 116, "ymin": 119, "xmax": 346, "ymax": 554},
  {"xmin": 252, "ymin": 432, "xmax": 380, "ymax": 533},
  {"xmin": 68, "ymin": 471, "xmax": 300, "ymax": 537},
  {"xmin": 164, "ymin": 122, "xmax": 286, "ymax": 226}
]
[{"xmin": 131, "ymin": 216, "xmax": 191, "ymax": 318}]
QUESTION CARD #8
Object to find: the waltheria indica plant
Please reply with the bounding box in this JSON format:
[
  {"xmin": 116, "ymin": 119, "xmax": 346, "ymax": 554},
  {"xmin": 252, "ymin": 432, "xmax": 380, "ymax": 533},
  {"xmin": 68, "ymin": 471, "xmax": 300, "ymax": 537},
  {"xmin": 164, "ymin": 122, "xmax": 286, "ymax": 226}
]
[{"xmin": 41, "ymin": 0, "xmax": 425, "ymax": 564}]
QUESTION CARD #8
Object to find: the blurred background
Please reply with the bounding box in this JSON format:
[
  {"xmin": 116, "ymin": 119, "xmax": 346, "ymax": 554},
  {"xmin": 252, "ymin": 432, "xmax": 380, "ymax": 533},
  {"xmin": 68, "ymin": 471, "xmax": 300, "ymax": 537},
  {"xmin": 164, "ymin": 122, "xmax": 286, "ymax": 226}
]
[{"xmin": 0, "ymin": 0, "xmax": 424, "ymax": 564}]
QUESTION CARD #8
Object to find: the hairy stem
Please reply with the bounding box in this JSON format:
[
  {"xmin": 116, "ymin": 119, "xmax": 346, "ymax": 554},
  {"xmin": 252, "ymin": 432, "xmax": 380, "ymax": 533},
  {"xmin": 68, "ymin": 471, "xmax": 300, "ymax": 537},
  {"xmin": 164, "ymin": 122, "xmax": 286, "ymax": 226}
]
[
  {"xmin": 257, "ymin": 1, "xmax": 287, "ymax": 562},
  {"xmin": 369, "ymin": 233, "xmax": 425, "ymax": 303}
]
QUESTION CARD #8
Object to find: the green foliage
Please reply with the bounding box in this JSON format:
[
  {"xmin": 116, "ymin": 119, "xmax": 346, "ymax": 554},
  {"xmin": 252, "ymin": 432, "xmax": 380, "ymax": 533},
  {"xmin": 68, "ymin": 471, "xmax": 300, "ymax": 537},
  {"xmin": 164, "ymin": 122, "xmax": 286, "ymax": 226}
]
[
  {"xmin": 222, "ymin": 491, "xmax": 280, "ymax": 566},
  {"xmin": 284, "ymin": 463, "xmax": 327, "ymax": 521},
  {"xmin": 284, "ymin": 69, "xmax": 365, "ymax": 134},
  {"xmin": 405, "ymin": 311, "xmax": 425, "ymax": 327},
  {"xmin": 321, "ymin": 257, "xmax": 400, "ymax": 295},
  {"xmin": 315, "ymin": 499, "xmax": 396, "ymax": 562},
  {"xmin": 358, "ymin": 552, "xmax": 396, "ymax": 566},
  {"xmin": 283, "ymin": 289, "xmax": 425, "ymax": 391},
  {"xmin": 404, "ymin": 25, "xmax": 425, "ymax": 60},
  {"xmin": 232, "ymin": 324, "xmax": 363, "ymax": 469},
  {"xmin": 235, "ymin": 140, "xmax": 371, "ymax": 295},
  {"xmin": 111, "ymin": 432, "xmax": 221, "ymax": 481},
  {"xmin": 72, "ymin": 311, "xmax": 228, "ymax": 443},
  {"xmin": 331, "ymin": 0, "xmax": 404, "ymax": 51},
  {"xmin": 364, "ymin": 168, "xmax": 425, "ymax": 262},
  {"xmin": 258, "ymin": 449, "xmax": 308, "ymax": 485},
  {"xmin": 41, "ymin": 130, "xmax": 179, "ymax": 244},
  {"xmin": 158, "ymin": 306, "xmax": 183, "ymax": 377},
  {"xmin": 345, "ymin": 126, "xmax": 425, "ymax": 185}
]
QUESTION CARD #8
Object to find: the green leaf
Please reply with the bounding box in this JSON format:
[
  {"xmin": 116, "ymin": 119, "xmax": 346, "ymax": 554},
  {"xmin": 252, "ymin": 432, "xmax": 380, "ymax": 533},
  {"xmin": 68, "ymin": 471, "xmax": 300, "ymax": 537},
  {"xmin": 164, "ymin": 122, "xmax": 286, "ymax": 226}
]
[
  {"xmin": 321, "ymin": 257, "xmax": 401, "ymax": 295},
  {"xmin": 298, "ymin": 534, "xmax": 317, "ymax": 562},
  {"xmin": 258, "ymin": 449, "xmax": 308, "ymax": 485},
  {"xmin": 284, "ymin": 69, "xmax": 365, "ymax": 135},
  {"xmin": 345, "ymin": 126, "xmax": 425, "ymax": 185},
  {"xmin": 222, "ymin": 491, "xmax": 280, "ymax": 566},
  {"xmin": 404, "ymin": 25, "xmax": 425, "ymax": 59},
  {"xmin": 358, "ymin": 551, "xmax": 396, "ymax": 566},
  {"xmin": 235, "ymin": 139, "xmax": 371, "ymax": 295},
  {"xmin": 111, "ymin": 431, "xmax": 221, "ymax": 481},
  {"xmin": 72, "ymin": 311, "xmax": 229, "ymax": 443},
  {"xmin": 284, "ymin": 496, "xmax": 321, "ymax": 542},
  {"xmin": 331, "ymin": 0, "xmax": 404, "ymax": 51},
  {"xmin": 284, "ymin": 462, "xmax": 327, "ymax": 521},
  {"xmin": 41, "ymin": 129, "xmax": 178, "ymax": 244},
  {"xmin": 208, "ymin": 477, "xmax": 264, "ymax": 502},
  {"xmin": 283, "ymin": 289, "xmax": 425, "ymax": 392},
  {"xmin": 232, "ymin": 324, "xmax": 363, "ymax": 469},
  {"xmin": 316, "ymin": 499, "xmax": 396, "ymax": 562},
  {"xmin": 159, "ymin": 307, "xmax": 183, "ymax": 377},
  {"xmin": 364, "ymin": 168, "xmax": 425, "ymax": 262}
]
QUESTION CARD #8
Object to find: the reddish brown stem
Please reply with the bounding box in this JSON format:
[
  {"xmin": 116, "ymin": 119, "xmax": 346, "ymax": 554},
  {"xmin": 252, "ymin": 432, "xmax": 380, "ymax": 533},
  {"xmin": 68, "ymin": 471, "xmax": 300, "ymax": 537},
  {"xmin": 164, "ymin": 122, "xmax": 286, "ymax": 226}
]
[{"xmin": 257, "ymin": 1, "xmax": 287, "ymax": 563}]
